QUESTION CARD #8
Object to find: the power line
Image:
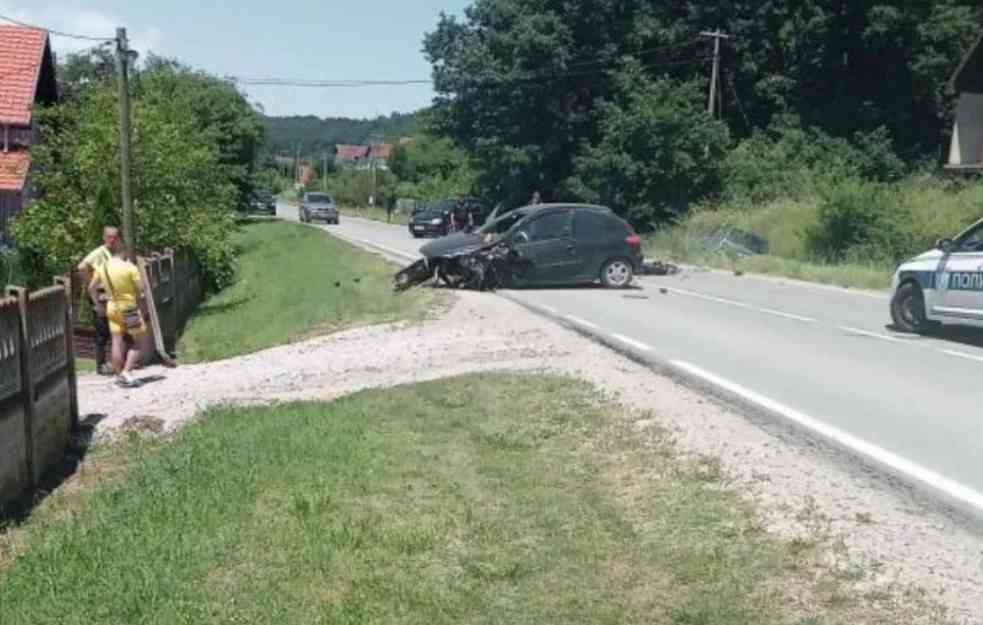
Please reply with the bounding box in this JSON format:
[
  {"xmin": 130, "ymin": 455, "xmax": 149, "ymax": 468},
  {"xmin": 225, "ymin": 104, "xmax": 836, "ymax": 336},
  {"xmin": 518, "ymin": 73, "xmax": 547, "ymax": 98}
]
[
  {"xmin": 235, "ymin": 53, "xmax": 711, "ymax": 90},
  {"xmin": 0, "ymin": 12, "xmax": 114, "ymax": 42}
]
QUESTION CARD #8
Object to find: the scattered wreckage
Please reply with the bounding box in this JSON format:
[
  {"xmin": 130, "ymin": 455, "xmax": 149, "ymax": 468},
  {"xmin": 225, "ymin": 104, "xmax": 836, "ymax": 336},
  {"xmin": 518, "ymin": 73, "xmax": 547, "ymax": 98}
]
[{"xmin": 394, "ymin": 239, "xmax": 528, "ymax": 292}]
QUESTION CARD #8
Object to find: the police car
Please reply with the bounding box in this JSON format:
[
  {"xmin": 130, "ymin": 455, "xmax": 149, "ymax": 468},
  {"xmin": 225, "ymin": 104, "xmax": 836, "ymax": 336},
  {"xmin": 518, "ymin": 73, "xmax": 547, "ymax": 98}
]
[{"xmin": 890, "ymin": 217, "xmax": 983, "ymax": 333}]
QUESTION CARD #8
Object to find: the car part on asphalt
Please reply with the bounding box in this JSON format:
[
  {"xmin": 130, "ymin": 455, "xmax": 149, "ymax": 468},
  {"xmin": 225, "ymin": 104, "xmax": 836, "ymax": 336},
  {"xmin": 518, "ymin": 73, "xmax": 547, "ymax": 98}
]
[{"xmin": 640, "ymin": 260, "xmax": 680, "ymax": 276}]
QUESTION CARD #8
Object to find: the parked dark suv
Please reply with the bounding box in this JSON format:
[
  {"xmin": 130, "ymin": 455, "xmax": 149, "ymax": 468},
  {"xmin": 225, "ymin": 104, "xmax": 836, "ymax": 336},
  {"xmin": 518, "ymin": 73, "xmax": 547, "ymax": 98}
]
[
  {"xmin": 408, "ymin": 198, "xmax": 486, "ymax": 238},
  {"xmin": 250, "ymin": 190, "xmax": 276, "ymax": 214}
]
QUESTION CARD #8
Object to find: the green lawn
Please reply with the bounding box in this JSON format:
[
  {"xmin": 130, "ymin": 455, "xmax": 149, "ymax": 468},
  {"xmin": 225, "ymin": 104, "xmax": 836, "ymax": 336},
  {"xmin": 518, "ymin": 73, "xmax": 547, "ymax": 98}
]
[
  {"xmin": 176, "ymin": 220, "xmax": 437, "ymax": 362},
  {"xmin": 0, "ymin": 374, "xmax": 939, "ymax": 624}
]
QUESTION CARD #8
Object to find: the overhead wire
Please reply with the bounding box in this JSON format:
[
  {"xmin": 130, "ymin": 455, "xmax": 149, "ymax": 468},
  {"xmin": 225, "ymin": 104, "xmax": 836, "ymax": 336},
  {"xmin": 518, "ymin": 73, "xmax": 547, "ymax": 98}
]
[
  {"xmin": 235, "ymin": 50, "xmax": 711, "ymax": 89},
  {"xmin": 0, "ymin": 12, "xmax": 115, "ymax": 42}
]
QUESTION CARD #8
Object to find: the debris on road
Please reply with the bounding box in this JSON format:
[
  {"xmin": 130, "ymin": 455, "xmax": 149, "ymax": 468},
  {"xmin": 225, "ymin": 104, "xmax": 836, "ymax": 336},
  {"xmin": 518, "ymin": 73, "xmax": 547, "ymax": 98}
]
[{"xmin": 640, "ymin": 260, "xmax": 680, "ymax": 276}]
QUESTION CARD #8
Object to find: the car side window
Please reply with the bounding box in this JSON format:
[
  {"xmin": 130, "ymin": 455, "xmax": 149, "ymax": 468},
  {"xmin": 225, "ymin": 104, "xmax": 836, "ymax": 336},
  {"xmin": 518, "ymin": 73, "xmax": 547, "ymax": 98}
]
[
  {"xmin": 574, "ymin": 211, "xmax": 608, "ymax": 240},
  {"xmin": 957, "ymin": 224, "xmax": 983, "ymax": 253},
  {"xmin": 523, "ymin": 211, "xmax": 572, "ymax": 242}
]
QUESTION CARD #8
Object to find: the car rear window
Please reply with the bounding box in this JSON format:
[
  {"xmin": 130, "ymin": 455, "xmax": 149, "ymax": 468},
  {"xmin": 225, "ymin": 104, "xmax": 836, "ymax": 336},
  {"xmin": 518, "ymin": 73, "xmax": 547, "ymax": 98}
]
[{"xmin": 307, "ymin": 193, "xmax": 332, "ymax": 203}]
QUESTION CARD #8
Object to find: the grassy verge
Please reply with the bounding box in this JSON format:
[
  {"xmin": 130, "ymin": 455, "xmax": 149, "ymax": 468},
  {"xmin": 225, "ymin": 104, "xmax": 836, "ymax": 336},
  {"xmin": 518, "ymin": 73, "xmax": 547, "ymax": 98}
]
[
  {"xmin": 0, "ymin": 374, "xmax": 944, "ymax": 624},
  {"xmin": 645, "ymin": 198, "xmax": 893, "ymax": 290},
  {"xmin": 176, "ymin": 220, "xmax": 437, "ymax": 362},
  {"xmin": 647, "ymin": 178, "xmax": 983, "ymax": 291}
]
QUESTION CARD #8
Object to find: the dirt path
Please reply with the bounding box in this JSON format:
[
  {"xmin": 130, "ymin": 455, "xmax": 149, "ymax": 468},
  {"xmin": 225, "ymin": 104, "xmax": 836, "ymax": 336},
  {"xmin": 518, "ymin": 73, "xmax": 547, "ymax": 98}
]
[{"xmin": 79, "ymin": 291, "xmax": 983, "ymax": 624}]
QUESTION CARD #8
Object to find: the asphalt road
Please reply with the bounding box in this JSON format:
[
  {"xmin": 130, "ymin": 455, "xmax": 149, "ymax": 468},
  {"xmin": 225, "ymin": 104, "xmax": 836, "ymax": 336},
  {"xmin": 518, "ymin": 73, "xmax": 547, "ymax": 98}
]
[{"xmin": 279, "ymin": 201, "xmax": 983, "ymax": 517}]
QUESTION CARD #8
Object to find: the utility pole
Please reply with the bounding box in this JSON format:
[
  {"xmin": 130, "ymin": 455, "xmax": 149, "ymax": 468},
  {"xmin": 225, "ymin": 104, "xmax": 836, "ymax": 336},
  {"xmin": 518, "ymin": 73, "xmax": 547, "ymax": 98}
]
[
  {"xmin": 322, "ymin": 151, "xmax": 328, "ymax": 191},
  {"xmin": 115, "ymin": 27, "xmax": 138, "ymax": 260},
  {"xmin": 700, "ymin": 30, "xmax": 731, "ymax": 118},
  {"xmin": 369, "ymin": 133, "xmax": 383, "ymax": 209},
  {"xmin": 294, "ymin": 144, "xmax": 301, "ymax": 187}
]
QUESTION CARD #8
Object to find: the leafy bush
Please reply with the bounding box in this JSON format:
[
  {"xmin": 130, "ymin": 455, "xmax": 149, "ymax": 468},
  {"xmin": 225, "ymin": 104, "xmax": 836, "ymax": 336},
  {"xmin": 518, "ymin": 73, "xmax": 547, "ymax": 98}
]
[
  {"xmin": 12, "ymin": 61, "xmax": 260, "ymax": 290},
  {"xmin": 722, "ymin": 120, "xmax": 906, "ymax": 205},
  {"xmin": 804, "ymin": 178, "xmax": 912, "ymax": 263},
  {"xmin": 568, "ymin": 74, "xmax": 730, "ymax": 227}
]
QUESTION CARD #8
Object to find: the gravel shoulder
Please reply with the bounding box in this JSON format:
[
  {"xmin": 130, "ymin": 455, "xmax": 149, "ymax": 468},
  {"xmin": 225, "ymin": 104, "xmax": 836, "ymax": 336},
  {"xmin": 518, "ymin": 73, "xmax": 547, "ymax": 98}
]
[{"xmin": 79, "ymin": 290, "xmax": 983, "ymax": 624}]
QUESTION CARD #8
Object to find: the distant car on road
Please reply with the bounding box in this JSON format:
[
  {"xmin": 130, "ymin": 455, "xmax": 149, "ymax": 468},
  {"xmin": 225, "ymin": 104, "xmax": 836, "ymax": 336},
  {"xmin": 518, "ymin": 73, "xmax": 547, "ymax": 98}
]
[
  {"xmin": 408, "ymin": 198, "xmax": 486, "ymax": 238},
  {"xmin": 250, "ymin": 190, "xmax": 276, "ymax": 214},
  {"xmin": 300, "ymin": 192, "xmax": 339, "ymax": 224},
  {"xmin": 404, "ymin": 203, "xmax": 642, "ymax": 290},
  {"xmin": 891, "ymin": 217, "xmax": 983, "ymax": 333}
]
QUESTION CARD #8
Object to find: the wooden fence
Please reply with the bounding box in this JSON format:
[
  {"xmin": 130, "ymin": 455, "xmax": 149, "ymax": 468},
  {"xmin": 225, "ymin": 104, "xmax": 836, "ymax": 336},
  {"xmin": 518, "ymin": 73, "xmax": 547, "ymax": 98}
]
[
  {"xmin": 1, "ymin": 249, "xmax": 203, "ymax": 507},
  {"xmin": 0, "ymin": 279, "xmax": 77, "ymax": 507}
]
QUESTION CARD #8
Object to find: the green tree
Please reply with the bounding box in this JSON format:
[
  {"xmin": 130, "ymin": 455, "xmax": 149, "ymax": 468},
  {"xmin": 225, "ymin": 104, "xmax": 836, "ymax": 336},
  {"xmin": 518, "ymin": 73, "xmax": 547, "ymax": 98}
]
[
  {"xmin": 12, "ymin": 62, "xmax": 258, "ymax": 289},
  {"xmin": 568, "ymin": 74, "xmax": 729, "ymax": 226}
]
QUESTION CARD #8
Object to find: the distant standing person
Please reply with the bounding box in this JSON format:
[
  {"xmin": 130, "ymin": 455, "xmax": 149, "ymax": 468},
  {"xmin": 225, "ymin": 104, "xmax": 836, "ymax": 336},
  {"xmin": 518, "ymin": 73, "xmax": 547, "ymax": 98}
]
[
  {"xmin": 531, "ymin": 190, "xmax": 542, "ymax": 205},
  {"xmin": 87, "ymin": 245, "xmax": 148, "ymax": 388},
  {"xmin": 77, "ymin": 226, "xmax": 120, "ymax": 376}
]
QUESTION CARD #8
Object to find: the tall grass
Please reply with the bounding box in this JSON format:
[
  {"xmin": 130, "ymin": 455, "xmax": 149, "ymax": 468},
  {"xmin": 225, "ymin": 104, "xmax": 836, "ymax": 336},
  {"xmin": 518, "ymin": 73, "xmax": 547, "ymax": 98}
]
[{"xmin": 648, "ymin": 176, "xmax": 983, "ymax": 290}]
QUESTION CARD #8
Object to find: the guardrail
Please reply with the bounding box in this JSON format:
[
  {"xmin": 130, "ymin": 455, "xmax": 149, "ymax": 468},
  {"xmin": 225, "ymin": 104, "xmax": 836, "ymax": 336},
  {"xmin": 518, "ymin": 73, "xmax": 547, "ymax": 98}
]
[{"xmin": 0, "ymin": 279, "xmax": 78, "ymax": 507}]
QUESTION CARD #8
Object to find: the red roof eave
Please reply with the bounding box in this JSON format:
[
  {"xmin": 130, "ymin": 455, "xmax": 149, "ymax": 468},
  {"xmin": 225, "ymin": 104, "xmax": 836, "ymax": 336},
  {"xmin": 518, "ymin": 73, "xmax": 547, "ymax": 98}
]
[{"xmin": 0, "ymin": 150, "xmax": 30, "ymax": 191}]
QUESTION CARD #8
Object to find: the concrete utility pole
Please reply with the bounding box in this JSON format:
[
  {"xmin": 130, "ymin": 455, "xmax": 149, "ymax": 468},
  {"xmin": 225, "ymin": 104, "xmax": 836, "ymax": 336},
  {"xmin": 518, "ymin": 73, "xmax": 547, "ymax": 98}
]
[
  {"xmin": 369, "ymin": 133, "xmax": 383, "ymax": 208},
  {"xmin": 701, "ymin": 30, "xmax": 731, "ymax": 118},
  {"xmin": 115, "ymin": 27, "xmax": 138, "ymax": 260}
]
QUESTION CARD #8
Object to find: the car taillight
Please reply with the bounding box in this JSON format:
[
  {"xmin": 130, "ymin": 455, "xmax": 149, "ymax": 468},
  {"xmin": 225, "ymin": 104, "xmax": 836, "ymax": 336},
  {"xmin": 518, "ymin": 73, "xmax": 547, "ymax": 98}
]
[{"xmin": 625, "ymin": 233, "xmax": 641, "ymax": 247}]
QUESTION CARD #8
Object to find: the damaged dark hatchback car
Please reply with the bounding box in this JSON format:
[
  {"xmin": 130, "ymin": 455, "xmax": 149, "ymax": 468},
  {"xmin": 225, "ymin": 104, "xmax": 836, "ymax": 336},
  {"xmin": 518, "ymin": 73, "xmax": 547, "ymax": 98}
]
[{"xmin": 394, "ymin": 203, "xmax": 643, "ymax": 292}]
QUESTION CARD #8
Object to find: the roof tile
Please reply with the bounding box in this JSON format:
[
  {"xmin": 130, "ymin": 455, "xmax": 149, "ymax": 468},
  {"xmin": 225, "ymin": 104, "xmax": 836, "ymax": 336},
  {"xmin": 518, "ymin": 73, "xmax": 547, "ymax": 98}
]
[{"xmin": 0, "ymin": 26, "xmax": 48, "ymax": 126}]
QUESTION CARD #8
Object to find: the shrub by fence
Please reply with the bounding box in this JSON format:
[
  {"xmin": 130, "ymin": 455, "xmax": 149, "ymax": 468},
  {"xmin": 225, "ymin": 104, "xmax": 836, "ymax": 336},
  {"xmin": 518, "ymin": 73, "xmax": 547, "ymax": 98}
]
[{"xmin": 0, "ymin": 279, "xmax": 77, "ymax": 508}]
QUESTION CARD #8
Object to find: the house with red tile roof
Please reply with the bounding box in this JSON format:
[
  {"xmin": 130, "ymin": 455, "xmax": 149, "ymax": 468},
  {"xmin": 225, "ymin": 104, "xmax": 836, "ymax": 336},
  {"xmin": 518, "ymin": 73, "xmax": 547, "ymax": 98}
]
[
  {"xmin": 0, "ymin": 25, "xmax": 58, "ymax": 242},
  {"xmin": 334, "ymin": 144, "xmax": 370, "ymax": 168},
  {"xmin": 334, "ymin": 143, "xmax": 394, "ymax": 170}
]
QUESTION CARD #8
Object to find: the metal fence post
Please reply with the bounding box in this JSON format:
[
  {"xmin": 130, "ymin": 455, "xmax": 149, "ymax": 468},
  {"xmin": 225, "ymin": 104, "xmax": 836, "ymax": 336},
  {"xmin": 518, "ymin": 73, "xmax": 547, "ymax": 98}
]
[
  {"xmin": 6, "ymin": 286, "xmax": 35, "ymax": 487},
  {"xmin": 54, "ymin": 277, "xmax": 79, "ymax": 432}
]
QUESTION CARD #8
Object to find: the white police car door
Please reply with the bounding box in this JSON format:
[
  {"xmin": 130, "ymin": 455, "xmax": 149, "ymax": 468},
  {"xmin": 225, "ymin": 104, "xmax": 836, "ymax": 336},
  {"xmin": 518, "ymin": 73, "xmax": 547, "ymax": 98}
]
[{"xmin": 935, "ymin": 221, "xmax": 983, "ymax": 323}]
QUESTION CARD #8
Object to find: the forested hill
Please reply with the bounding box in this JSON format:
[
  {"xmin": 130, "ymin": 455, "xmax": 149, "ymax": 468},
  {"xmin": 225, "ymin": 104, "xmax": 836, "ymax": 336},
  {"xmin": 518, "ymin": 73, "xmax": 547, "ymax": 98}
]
[{"xmin": 261, "ymin": 112, "xmax": 421, "ymax": 158}]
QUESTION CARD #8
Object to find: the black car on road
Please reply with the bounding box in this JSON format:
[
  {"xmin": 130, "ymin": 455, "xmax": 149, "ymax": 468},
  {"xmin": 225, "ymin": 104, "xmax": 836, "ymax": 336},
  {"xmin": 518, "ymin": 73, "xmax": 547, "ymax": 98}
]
[
  {"xmin": 408, "ymin": 198, "xmax": 486, "ymax": 238},
  {"xmin": 250, "ymin": 190, "xmax": 276, "ymax": 214},
  {"xmin": 414, "ymin": 203, "xmax": 642, "ymax": 289}
]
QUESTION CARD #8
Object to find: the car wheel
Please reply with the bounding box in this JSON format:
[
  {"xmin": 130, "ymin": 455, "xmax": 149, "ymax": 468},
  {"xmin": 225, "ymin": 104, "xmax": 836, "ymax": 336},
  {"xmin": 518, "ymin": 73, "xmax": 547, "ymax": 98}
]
[
  {"xmin": 891, "ymin": 281, "xmax": 935, "ymax": 334},
  {"xmin": 600, "ymin": 258, "xmax": 634, "ymax": 289}
]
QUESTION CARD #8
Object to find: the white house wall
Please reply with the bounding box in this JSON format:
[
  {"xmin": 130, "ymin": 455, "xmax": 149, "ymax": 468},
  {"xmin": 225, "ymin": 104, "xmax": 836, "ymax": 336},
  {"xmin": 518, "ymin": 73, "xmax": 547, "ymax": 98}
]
[{"xmin": 949, "ymin": 92, "xmax": 983, "ymax": 166}]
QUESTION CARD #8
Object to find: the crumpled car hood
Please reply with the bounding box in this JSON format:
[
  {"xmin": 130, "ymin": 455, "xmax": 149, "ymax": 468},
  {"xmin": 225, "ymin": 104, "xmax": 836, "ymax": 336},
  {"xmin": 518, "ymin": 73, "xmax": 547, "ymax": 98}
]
[{"xmin": 419, "ymin": 232, "xmax": 484, "ymax": 258}]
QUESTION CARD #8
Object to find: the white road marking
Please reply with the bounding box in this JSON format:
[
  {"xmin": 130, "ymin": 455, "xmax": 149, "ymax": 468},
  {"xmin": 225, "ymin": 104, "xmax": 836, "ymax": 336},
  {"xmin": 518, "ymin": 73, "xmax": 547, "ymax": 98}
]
[
  {"xmin": 669, "ymin": 286, "xmax": 817, "ymax": 323},
  {"xmin": 756, "ymin": 308, "xmax": 817, "ymax": 323},
  {"xmin": 839, "ymin": 326, "xmax": 908, "ymax": 344},
  {"xmin": 940, "ymin": 349, "xmax": 983, "ymax": 364},
  {"xmin": 671, "ymin": 359, "xmax": 983, "ymax": 515},
  {"xmin": 564, "ymin": 315, "xmax": 598, "ymax": 329},
  {"xmin": 667, "ymin": 287, "xmax": 752, "ymax": 309},
  {"xmin": 611, "ymin": 333, "xmax": 653, "ymax": 352}
]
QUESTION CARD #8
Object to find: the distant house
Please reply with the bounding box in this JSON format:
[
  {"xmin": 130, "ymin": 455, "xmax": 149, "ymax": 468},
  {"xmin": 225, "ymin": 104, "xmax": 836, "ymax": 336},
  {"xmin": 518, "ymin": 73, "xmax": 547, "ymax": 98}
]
[
  {"xmin": 0, "ymin": 26, "xmax": 57, "ymax": 242},
  {"xmin": 948, "ymin": 33, "xmax": 983, "ymax": 171},
  {"xmin": 334, "ymin": 143, "xmax": 393, "ymax": 171},
  {"xmin": 335, "ymin": 144, "xmax": 370, "ymax": 168}
]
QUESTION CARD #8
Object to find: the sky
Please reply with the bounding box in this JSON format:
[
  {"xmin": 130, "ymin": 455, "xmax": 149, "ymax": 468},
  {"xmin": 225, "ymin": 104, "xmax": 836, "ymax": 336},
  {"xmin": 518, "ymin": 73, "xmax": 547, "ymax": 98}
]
[{"xmin": 0, "ymin": 0, "xmax": 471, "ymax": 119}]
